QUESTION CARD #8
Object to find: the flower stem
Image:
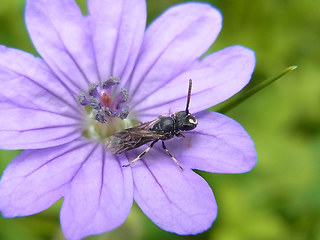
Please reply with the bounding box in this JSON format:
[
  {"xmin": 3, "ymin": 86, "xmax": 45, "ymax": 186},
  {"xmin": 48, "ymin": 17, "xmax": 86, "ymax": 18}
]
[{"xmin": 214, "ymin": 65, "xmax": 298, "ymax": 114}]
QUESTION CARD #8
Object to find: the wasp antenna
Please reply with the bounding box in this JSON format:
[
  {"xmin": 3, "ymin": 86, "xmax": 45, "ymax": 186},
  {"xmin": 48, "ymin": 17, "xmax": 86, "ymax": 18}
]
[{"xmin": 185, "ymin": 79, "xmax": 192, "ymax": 114}]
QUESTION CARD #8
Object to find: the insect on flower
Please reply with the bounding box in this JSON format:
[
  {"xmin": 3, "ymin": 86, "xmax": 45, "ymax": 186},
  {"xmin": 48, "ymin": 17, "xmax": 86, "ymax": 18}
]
[
  {"xmin": 105, "ymin": 79, "xmax": 197, "ymax": 170},
  {"xmin": 0, "ymin": 0, "xmax": 258, "ymax": 238}
]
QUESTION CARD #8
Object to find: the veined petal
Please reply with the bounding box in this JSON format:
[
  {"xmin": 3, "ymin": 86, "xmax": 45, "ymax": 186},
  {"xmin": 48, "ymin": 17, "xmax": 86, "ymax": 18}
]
[
  {"xmin": 0, "ymin": 109, "xmax": 82, "ymax": 150},
  {"xmin": 60, "ymin": 144, "xmax": 133, "ymax": 240},
  {"xmin": 0, "ymin": 139, "xmax": 92, "ymax": 217},
  {"xmin": 0, "ymin": 46, "xmax": 83, "ymax": 150},
  {"xmin": 88, "ymin": 0, "xmax": 146, "ymax": 83},
  {"xmin": 134, "ymin": 46, "xmax": 255, "ymax": 119},
  {"xmin": 0, "ymin": 46, "xmax": 80, "ymax": 114},
  {"xmin": 129, "ymin": 149, "xmax": 217, "ymax": 235},
  {"xmin": 130, "ymin": 3, "xmax": 222, "ymax": 104},
  {"xmin": 25, "ymin": 0, "xmax": 99, "ymax": 92},
  {"xmin": 168, "ymin": 111, "xmax": 257, "ymax": 173},
  {"xmin": 0, "ymin": 139, "xmax": 133, "ymax": 240}
]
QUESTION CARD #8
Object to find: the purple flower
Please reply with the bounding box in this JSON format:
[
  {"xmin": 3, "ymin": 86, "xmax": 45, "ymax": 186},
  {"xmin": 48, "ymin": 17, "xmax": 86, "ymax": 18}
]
[{"xmin": 0, "ymin": 0, "xmax": 256, "ymax": 239}]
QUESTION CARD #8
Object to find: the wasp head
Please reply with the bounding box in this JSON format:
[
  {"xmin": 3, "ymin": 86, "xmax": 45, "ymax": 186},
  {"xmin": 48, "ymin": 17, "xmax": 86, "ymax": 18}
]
[{"xmin": 175, "ymin": 111, "xmax": 198, "ymax": 131}]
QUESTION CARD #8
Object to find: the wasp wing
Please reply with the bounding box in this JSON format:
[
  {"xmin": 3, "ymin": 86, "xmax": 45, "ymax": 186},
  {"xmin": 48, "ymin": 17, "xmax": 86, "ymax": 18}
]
[{"xmin": 105, "ymin": 118, "xmax": 164, "ymax": 154}]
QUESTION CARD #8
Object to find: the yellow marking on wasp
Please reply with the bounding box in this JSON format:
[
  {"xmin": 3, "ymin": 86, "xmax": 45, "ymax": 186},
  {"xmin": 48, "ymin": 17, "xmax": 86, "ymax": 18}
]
[{"xmin": 189, "ymin": 118, "xmax": 197, "ymax": 124}]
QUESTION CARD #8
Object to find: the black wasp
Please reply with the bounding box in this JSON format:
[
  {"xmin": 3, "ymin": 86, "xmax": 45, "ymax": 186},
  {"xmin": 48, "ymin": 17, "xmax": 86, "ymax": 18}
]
[{"xmin": 105, "ymin": 79, "xmax": 197, "ymax": 170}]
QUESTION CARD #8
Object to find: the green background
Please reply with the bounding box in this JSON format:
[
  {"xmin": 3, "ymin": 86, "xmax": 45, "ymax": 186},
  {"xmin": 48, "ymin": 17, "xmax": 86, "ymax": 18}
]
[{"xmin": 1, "ymin": 0, "xmax": 319, "ymax": 239}]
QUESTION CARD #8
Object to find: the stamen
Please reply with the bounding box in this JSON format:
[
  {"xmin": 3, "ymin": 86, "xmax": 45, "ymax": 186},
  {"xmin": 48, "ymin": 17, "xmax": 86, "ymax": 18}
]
[
  {"xmin": 113, "ymin": 88, "xmax": 128, "ymax": 110},
  {"xmin": 89, "ymin": 96, "xmax": 100, "ymax": 110},
  {"xmin": 77, "ymin": 76, "xmax": 130, "ymax": 124},
  {"xmin": 119, "ymin": 108, "xmax": 129, "ymax": 119},
  {"xmin": 88, "ymin": 82, "xmax": 99, "ymax": 97},
  {"xmin": 93, "ymin": 110, "xmax": 107, "ymax": 123},
  {"xmin": 103, "ymin": 107, "xmax": 114, "ymax": 117},
  {"xmin": 77, "ymin": 92, "xmax": 89, "ymax": 105},
  {"xmin": 102, "ymin": 76, "xmax": 120, "ymax": 89}
]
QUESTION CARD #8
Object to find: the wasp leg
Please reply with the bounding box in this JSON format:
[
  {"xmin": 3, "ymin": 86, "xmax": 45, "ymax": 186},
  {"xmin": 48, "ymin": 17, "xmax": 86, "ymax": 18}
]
[
  {"xmin": 122, "ymin": 140, "xmax": 158, "ymax": 168},
  {"xmin": 176, "ymin": 132, "xmax": 191, "ymax": 147},
  {"xmin": 161, "ymin": 141, "xmax": 184, "ymax": 170}
]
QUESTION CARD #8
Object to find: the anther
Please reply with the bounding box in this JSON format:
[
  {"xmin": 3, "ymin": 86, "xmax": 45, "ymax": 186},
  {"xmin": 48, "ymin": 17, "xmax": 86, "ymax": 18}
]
[
  {"xmin": 119, "ymin": 108, "xmax": 129, "ymax": 119},
  {"xmin": 102, "ymin": 76, "xmax": 120, "ymax": 89},
  {"xmin": 93, "ymin": 111, "xmax": 107, "ymax": 123},
  {"xmin": 77, "ymin": 92, "xmax": 89, "ymax": 105},
  {"xmin": 103, "ymin": 107, "xmax": 114, "ymax": 117},
  {"xmin": 113, "ymin": 88, "xmax": 129, "ymax": 110},
  {"xmin": 119, "ymin": 88, "xmax": 128, "ymax": 103},
  {"xmin": 88, "ymin": 82, "xmax": 99, "ymax": 97},
  {"xmin": 89, "ymin": 97, "xmax": 101, "ymax": 110}
]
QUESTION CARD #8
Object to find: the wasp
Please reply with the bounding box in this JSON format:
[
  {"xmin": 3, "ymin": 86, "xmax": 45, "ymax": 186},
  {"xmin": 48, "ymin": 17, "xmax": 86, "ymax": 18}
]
[{"xmin": 105, "ymin": 79, "xmax": 197, "ymax": 170}]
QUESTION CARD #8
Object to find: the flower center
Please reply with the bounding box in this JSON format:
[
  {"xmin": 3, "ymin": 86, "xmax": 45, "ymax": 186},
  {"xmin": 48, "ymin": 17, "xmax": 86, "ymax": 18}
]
[{"xmin": 77, "ymin": 77, "xmax": 138, "ymax": 141}]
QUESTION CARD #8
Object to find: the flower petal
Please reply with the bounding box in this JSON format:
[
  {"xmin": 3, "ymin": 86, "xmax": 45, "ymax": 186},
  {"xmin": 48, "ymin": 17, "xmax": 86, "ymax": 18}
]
[
  {"xmin": 0, "ymin": 138, "xmax": 91, "ymax": 217},
  {"xmin": 134, "ymin": 46, "xmax": 255, "ymax": 119},
  {"xmin": 0, "ymin": 46, "xmax": 83, "ymax": 150},
  {"xmin": 130, "ymin": 2, "xmax": 222, "ymax": 104},
  {"xmin": 128, "ymin": 149, "xmax": 217, "ymax": 235},
  {"xmin": 0, "ymin": 139, "xmax": 133, "ymax": 240},
  {"xmin": 60, "ymin": 143, "xmax": 133, "ymax": 240},
  {"xmin": 25, "ymin": 0, "xmax": 99, "ymax": 92},
  {"xmin": 168, "ymin": 111, "xmax": 257, "ymax": 173},
  {"xmin": 88, "ymin": 0, "xmax": 146, "ymax": 83}
]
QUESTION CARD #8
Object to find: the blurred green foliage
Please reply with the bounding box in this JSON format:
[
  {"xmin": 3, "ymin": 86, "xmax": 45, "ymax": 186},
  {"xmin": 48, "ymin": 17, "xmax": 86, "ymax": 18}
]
[{"xmin": 0, "ymin": 0, "xmax": 319, "ymax": 239}]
